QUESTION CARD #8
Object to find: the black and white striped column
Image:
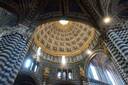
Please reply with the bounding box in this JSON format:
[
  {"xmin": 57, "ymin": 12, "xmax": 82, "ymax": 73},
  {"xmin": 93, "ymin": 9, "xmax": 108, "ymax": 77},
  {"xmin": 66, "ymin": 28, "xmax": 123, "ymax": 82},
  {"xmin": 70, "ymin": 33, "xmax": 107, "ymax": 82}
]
[
  {"xmin": 0, "ymin": 32, "xmax": 29, "ymax": 85},
  {"xmin": 107, "ymin": 30, "xmax": 128, "ymax": 83}
]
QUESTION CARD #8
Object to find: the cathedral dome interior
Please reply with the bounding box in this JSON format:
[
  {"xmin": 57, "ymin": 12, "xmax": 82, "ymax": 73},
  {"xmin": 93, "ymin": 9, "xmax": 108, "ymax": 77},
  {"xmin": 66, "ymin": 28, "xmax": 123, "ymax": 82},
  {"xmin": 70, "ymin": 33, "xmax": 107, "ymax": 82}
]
[
  {"xmin": 34, "ymin": 20, "xmax": 97, "ymax": 57},
  {"xmin": 32, "ymin": 20, "xmax": 99, "ymax": 63},
  {"xmin": 0, "ymin": 0, "xmax": 128, "ymax": 85}
]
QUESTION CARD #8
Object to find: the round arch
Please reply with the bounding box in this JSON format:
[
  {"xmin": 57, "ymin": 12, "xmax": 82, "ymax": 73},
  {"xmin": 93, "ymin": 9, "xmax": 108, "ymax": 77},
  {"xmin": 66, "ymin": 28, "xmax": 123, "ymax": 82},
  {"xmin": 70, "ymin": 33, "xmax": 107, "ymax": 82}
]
[
  {"xmin": 84, "ymin": 50, "xmax": 125, "ymax": 85},
  {"xmin": 84, "ymin": 49, "xmax": 103, "ymax": 77}
]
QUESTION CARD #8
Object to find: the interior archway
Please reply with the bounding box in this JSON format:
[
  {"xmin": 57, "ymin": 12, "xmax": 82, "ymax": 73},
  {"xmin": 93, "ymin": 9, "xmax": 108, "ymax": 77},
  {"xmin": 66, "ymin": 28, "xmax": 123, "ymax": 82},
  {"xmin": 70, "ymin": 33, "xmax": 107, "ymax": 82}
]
[{"xmin": 87, "ymin": 51, "xmax": 125, "ymax": 85}]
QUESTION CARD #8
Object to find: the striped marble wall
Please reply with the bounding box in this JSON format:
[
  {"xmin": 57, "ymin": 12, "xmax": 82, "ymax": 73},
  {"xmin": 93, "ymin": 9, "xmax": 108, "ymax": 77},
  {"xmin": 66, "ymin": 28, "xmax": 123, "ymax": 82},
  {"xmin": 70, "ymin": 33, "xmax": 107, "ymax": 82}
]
[
  {"xmin": 0, "ymin": 32, "xmax": 29, "ymax": 85},
  {"xmin": 107, "ymin": 29, "xmax": 128, "ymax": 84}
]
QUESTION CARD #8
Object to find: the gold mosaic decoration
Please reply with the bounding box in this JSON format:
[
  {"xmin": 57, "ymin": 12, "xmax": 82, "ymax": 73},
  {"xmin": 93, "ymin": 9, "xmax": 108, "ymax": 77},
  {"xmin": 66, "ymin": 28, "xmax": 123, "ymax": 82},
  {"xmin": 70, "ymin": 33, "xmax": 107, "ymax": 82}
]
[{"xmin": 33, "ymin": 21, "xmax": 96, "ymax": 57}]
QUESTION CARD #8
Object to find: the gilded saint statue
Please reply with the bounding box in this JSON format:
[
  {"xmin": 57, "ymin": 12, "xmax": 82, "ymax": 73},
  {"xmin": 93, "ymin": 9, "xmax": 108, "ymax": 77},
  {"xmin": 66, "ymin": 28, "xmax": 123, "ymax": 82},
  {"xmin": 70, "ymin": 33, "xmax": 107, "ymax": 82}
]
[
  {"xmin": 43, "ymin": 67, "xmax": 50, "ymax": 80},
  {"xmin": 79, "ymin": 66, "xmax": 85, "ymax": 79}
]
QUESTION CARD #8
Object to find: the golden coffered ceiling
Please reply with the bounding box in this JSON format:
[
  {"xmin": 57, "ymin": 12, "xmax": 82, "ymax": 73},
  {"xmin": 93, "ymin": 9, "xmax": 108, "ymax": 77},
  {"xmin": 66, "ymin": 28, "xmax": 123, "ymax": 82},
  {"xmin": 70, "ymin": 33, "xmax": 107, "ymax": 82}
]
[{"xmin": 33, "ymin": 20, "xmax": 96, "ymax": 57}]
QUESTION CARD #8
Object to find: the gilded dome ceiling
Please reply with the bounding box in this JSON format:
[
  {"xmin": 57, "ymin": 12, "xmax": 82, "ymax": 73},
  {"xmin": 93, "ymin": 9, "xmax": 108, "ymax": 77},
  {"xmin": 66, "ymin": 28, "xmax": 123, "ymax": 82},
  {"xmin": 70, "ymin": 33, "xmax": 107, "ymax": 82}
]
[{"xmin": 33, "ymin": 20, "xmax": 96, "ymax": 57}]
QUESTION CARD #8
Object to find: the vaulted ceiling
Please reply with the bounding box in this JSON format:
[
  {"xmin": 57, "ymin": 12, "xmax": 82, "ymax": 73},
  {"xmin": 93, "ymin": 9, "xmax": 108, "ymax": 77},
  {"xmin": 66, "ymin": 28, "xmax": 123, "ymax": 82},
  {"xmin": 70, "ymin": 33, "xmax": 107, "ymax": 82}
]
[{"xmin": 0, "ymin": 0, "xmax": 125, "ymax": 31}]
